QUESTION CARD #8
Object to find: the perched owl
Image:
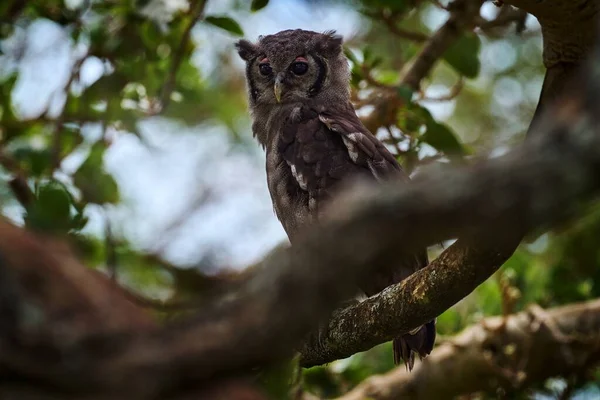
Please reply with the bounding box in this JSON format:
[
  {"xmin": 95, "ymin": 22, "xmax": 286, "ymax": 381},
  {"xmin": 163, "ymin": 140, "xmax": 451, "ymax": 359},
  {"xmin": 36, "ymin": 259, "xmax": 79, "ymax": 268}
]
[{"xmin": 236, "ymin": 29, "xmax": 435, "ymax": 369}]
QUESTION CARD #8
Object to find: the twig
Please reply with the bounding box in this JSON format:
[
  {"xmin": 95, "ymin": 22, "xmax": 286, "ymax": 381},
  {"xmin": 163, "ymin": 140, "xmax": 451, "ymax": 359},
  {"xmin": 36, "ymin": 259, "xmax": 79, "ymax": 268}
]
[
  {"xmin": 156, "ymin": 0, "xmax": 208, "ymax": 114},
  {"xmin": 50, "ymin": 54, "xmax": 88, "ymax": 172},
  {"xmin": 400, "ymin": 0, "xmax": 479, "ymax": 90},
  {"xmin": 104, "ymin": 211, "xmax": 117, "ymax": 282},
  {"xmin": 372, "ymin": 10, "xmax": 430, "ymax": 43},
  {"xmin": 0, "ymin": 152, "xmax": 34, "ymax": 208},
  {"xmin": 476, "ymin": 6, "xmax": 528, "ymax": 34}
]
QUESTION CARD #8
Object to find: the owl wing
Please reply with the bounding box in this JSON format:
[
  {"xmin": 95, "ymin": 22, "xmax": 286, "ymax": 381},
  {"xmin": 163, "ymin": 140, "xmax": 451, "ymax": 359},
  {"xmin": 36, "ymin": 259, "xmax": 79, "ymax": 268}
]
[
  {"xmin": 276, "ymin": 102, "xmax": 428, "ymax": 280},
  {"xmin": 316, "ymin": 106, "xmax": 407, "ymax": 183},
  {"xmin": 273, "ymin": 102, "xmax": 434, "ymax": 368},
  {"xmin": 276, "ymin": 103, "xmax": 408, "ymax": 220}
]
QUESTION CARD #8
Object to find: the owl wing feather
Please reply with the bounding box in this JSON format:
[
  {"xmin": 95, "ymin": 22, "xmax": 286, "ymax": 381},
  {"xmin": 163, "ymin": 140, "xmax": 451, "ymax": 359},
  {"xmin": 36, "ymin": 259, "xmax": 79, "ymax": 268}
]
[{"xmin": 277, "ymin": 103, "xmax": 406, "ymax": 218}]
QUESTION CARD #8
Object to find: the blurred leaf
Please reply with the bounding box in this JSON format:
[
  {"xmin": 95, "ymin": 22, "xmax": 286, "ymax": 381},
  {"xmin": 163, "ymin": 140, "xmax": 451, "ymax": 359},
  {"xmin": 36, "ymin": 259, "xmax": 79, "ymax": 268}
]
[
  {"xmin": 70, "ymin": 232, "xmax": 103, "ymax": 264},
  {"xmin": 350, "ymin": 67, "xmax": 362, "ymax": 88},
  {"xmin": 343, "ymin": 48, "xmax": 359, "ymax": 65},
  {"xmin": 443, "ymin": 33, "xmax": 481, "ymax": 78},
  {"xmin": 362, "ymin": 46, "xmax": 373, "ymax": 63},
  {"xmin": 251, "ymin": 0, "xmax": 269, "ymax": 12},
  {"xmin": 59, "ymin": 124, "xmax": 85, "ymax": 159},
  {"xmin": 73, "ymin": 143, "xmax": 120, "ymax": 204},
  {"xmin": 113, "ymin": 245, "xmax": 173, "ymax": 297},
  {"xmin": 256, "ymin": 357, "xmax": 299, "ymax": 400},
  {"xmin": 303, "ymin": 366, "xmax": 341, "ymax": 398},
  {"xmin": 24, "ymin": 180, "xmax": 73, "ymax": 233},
  {"xmin": 422, "ymin": 121, "xmax": 464, "ymax": 155},
  {"xmin": 361, "ymin": 0, "xmax": 408, "ymax": 13},
  {"xmin": 12, "ymin": 147, "xmax": 51, "ymax": 177},
  {"xmin": 204, "ymin": 16, "xmax": 244, "ymax": 36},
  {"xmin": 436, "ymin": 307, "xmax": 463, "ymax": 335},
  {"xmin": 396, "ymin": 84, "xmax": 413, "ymax": 103}
]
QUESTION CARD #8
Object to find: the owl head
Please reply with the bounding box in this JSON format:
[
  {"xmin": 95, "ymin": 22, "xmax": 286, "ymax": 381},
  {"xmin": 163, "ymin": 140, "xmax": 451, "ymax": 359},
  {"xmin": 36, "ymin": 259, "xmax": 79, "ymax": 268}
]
[{"xmin": 236, "ymin": 29, "xmax": 350, "ymax": 107}]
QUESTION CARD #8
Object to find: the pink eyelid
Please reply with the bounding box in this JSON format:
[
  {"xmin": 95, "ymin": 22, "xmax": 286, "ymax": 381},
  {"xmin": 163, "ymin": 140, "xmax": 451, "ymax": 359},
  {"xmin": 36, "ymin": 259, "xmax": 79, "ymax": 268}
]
[
  {"xmin": 259, "ymin": 57, "xmax": 269, "ymax": 64},
  {"xmin": 295, "ymin": 56, "xmax": 308, "ymax": 63}
]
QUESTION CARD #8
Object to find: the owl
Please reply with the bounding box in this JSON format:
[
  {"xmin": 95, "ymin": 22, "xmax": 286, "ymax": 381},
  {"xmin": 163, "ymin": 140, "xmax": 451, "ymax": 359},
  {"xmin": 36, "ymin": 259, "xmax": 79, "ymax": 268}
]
[{"xmin": 236, "ymin": 29, "xmax": 435, "ymax": 370}]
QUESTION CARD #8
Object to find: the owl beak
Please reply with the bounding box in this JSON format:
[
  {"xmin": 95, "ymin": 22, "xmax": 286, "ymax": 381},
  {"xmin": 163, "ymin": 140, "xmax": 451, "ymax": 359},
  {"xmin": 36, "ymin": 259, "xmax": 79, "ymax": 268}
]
[{"xmin": 274, "ymin": 73, "xmax": 284, "ymax": 103}]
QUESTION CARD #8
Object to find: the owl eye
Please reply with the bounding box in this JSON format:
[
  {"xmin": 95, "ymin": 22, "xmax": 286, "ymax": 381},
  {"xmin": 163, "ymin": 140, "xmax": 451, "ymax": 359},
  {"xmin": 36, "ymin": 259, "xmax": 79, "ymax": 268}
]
[
  {"xmin": 259, "ymin": 63, "xmax": 272, "ymax": 76},
  {"xmin": 290, "ymin": 61, "xmax": 308, "ymax": 75}
]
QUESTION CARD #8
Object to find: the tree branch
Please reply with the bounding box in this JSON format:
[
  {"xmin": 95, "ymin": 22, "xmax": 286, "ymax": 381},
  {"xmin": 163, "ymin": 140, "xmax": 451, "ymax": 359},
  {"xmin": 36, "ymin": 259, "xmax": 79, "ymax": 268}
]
[
  {"xmin": 299, "ymin": 237, "xmax": 521, "ymax": 367},
  {"xmin": 335, "ymin": 299, "xmax": 600, "ymax": 400},
  {"xmin": 505, "ymin": 0, "xmax": 599, "ymax": 68},
  {"xmin": 156, "ymin": 0, "xmax": 208, "ymax": 114}
]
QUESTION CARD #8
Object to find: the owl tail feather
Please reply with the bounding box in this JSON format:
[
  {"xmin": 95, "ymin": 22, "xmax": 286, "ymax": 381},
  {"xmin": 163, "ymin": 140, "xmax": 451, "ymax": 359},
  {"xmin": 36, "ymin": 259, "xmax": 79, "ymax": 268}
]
[{"xmin": 393, "ymin": 319, "xmax": 436, "ymax": 371}]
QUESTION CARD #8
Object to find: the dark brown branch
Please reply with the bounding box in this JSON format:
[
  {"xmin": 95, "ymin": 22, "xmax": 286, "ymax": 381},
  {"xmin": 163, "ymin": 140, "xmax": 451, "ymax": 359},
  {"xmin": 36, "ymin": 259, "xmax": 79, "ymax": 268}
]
[
  {"xmin": 369, "ymin": 10, "xmax": 429, "ymax": 43},
  {"xmin": 336, "ymin": 299, "xmax": 600, "ymax": 400},
  {"xmin": 505, "ymin": 0, "xmax": 599, "ymax": 68},
  {"xmin": 0, "ymin": 152, "xmax": 34, "ymax": 208}
]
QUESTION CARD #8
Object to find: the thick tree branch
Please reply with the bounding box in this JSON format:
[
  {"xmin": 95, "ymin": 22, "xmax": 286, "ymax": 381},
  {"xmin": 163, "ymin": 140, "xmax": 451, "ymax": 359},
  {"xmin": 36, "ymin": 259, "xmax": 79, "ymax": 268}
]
[
  {"xmin": 505, "ymin": 0, "xmax": 599, "ymax": 68},
  {"xmin": 336, "ymin": 299, "xmax": 600, "ymax": 400}
]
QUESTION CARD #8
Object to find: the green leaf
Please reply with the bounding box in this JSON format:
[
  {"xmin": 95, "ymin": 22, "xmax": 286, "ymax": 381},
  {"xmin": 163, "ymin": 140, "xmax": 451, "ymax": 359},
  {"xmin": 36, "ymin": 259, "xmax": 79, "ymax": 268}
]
[
  {"xmin": 25, "ymin": 180, "xmax": 73, "ymax": 233},
  {"xmin": 396, "ymin": 85, "xmax": 414, "ymax": 103},
  {"xmin": 442, "ymin": 33, "xmax": 481, "ymax": 78},
  {"xmin": 73, "ymin": 143, "xmax": 120, "ymax": 204},
  {"xmin": 12, "ymin": 147, "xmax": 51, "ymax": 177},
  {"xmin": 256, "ymin": 357, "xmax": 299, "ymax": 400},
  {"xmin": 343, "ymin": 48, "xmax": 359, "ymax": 65},
  {"xmin": 361, "ymin": 0, "xmax": 407, "ymax": 13},
  {"xmin": 251, "ymin": 0, "xmax": 269, "ymax": 11},
  {"xmin": 422, "ymin": 121, "xmax": 464, "ymax": 155},
  {"xmin": 204, "ymin": 16, "xmax": 244, "ymax": 36}
]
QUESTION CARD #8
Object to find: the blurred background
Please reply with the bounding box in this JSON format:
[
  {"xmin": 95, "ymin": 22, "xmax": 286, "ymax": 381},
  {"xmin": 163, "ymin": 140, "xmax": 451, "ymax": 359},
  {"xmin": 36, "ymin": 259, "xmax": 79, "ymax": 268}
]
[{"xmin": 1, "ymin": 0, "xmax": 599, "ymax": 398}]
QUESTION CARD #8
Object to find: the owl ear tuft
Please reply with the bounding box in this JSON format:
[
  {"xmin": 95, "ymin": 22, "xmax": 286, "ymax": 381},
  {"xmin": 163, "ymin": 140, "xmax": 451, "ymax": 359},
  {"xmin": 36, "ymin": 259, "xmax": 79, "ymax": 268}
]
[
  {"xmin": 236, "ymin": 39, "xmax": 258, "ymax": 61},
  {"xmin": 318, "ymin": 31, "xmax": 343, "ymax": 56}
]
